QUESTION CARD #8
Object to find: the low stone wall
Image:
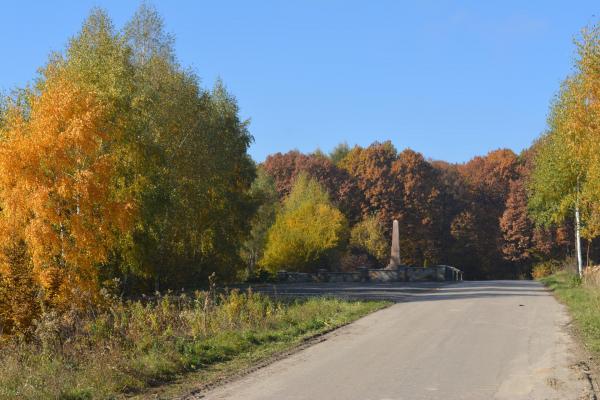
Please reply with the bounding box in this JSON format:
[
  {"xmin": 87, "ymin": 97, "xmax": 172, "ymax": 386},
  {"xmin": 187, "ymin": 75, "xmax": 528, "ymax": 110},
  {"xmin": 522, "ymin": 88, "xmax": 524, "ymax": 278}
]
[
  {"xmin": 276, "ymin": 271, "xmax": 313, "ymax": 283},
  {"xmin": 369, "ymin": 269, "xmax": 400, "ymax": 282},
  {"xmin": 277, "ymin": 265, "xmax": 463, "ymax": 284},
  {"xmin": 327, "ymin": 271, "xmax": 362, "ymax": 283}
]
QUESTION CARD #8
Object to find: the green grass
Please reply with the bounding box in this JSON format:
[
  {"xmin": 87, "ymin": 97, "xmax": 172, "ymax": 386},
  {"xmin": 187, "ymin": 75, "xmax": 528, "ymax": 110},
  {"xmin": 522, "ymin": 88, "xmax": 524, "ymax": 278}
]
[
  {"xmin": 540, "ymin": 271, "xmax": 600, "ymax": 356},
  {"xmin": 0, "ymin": 290, "xmax": 388, "ymax": 400}
]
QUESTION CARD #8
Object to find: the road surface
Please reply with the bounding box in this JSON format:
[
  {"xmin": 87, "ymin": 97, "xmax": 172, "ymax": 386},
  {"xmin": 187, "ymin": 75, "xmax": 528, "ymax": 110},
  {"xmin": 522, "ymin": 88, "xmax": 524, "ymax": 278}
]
[{"xmin": 200, "ymin": 281, "xmax": 595, "ymax": 400}]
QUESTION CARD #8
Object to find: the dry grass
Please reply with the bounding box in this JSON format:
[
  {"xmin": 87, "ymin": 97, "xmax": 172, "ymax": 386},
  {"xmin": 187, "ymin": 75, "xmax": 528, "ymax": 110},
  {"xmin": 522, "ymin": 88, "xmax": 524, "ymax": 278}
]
[
  {"xmin": 583, "ymin": 265, "xmax": 600, "ymax": 288},
  {"xmin": 0, "ymin": 288, "xmax": 387, "ymax": 399},
  {"xmin": 541, "ymin": 271, "xmax": 600, "ymax": 358}
]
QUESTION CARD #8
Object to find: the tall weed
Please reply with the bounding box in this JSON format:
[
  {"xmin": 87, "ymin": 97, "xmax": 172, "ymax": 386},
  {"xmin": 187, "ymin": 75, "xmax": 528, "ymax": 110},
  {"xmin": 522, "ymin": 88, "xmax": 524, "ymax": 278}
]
[{"xmin": 0, "ymin": 288, "xmax": 385, "ymax": 399}]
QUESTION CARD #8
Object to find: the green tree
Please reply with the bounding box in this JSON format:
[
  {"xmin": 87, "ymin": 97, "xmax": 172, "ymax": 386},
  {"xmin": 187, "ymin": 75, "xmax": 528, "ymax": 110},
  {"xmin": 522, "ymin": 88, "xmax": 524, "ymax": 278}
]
[
  {"xmin": 530, "ymin": 26, "xmax": 600, "ymax": 249},
  {"xmin": 528, "ymin": 27, "xmax": 600, "ymax": 275},
  {"xmin": 241, "ymin": 168, "xmax": 279, "ymax": 275},
  {"xmin": 529, "ymin": 87, "xmax": 585, "ymax": 228},
  {"xmin": 329, "ymin": 142, "xmax": 350, "ymax": 165},
  {"xmin": 261, "ymin": 174, "xmax": 348, "ymax": 272},
  {"xmin": 116, "ymin": 5, "xmax": 256, "ymax": 288}
]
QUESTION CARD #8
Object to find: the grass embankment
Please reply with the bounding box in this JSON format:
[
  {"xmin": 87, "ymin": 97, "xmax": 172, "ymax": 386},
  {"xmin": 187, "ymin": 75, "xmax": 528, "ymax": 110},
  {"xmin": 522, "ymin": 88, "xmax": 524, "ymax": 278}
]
[
  {"xmin": 0, "ymin": 289, "xmax": 388, "ymax": 400},
  {"xmin": 540, "ymin": 271, "xmax": 600, "ymax": 357}
]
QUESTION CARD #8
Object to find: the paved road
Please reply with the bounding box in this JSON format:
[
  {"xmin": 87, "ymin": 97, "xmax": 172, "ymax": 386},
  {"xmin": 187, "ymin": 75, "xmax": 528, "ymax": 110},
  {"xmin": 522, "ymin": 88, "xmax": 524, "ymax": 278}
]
[
  {"xmin": 239, "ymin": 281, "xmax": 448, "ymax": 302},
  {"xmin": 202, "ymin": 281, "xmax": 595, "ymax": 400}
]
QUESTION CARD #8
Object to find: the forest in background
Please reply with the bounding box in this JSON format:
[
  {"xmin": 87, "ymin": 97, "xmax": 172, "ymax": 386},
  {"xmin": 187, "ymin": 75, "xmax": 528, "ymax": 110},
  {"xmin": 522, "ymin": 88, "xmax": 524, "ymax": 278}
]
[
  {"xmin": 1, "ymin": 4, "xmax": 600, "ymax": 337},
  {"xmin": 253, "ymin": 142, "xmax": 583, "ymax": 280}
]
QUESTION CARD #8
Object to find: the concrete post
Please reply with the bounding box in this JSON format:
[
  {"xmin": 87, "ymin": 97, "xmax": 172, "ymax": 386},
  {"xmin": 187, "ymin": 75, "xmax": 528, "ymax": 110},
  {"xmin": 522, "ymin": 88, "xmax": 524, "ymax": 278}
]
[{"xmin": 386, "ymin": 219, "xmax": 401, "ymax": 269}]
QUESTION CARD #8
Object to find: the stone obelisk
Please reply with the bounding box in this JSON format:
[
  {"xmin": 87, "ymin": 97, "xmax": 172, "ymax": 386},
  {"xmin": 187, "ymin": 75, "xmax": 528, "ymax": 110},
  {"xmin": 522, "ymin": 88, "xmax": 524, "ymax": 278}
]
[{"xmin": 386, "ymin": 219, "xmax": 401, "ymax": 269}]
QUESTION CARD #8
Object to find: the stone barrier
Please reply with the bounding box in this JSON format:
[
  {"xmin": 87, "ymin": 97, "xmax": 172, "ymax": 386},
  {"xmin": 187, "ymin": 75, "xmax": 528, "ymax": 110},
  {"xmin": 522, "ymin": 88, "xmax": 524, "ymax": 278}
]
[
  {"xmin": 369, "ymin": 269, "xmax": 400, "ymax": 282},
  {"xmin": 277, "ymin": 265, "xmax": 463, "ymax": 284}
]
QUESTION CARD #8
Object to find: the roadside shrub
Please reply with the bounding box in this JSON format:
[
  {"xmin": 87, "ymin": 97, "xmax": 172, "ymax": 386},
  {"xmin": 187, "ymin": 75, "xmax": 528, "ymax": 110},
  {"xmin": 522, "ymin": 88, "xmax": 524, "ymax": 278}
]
[{"xmin": 532, "ymin": 260, "xmax": 560, "ymax": 279}]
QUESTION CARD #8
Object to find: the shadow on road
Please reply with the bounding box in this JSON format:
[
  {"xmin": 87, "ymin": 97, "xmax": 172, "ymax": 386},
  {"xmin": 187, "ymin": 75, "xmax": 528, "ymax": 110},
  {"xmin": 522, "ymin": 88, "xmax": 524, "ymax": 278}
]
[{"xmin": 241, "ymin": 280, "xmax": 548, "ymax": 303}]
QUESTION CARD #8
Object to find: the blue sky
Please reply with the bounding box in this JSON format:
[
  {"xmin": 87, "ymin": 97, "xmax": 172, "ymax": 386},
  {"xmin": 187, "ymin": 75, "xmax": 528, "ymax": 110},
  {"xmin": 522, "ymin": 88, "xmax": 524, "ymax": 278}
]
[{"xmin": 0, "ymin": 1, "xmax": 597, "ymax": 163}]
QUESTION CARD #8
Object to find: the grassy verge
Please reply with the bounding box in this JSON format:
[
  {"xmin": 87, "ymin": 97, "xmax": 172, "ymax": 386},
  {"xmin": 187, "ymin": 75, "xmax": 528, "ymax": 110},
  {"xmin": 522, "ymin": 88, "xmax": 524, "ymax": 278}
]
[
  {"xmin": 540, "ymin": 271, "xmax": 600, "ymax": 357},
  {"xmin": 0, "ymin": 290, "xmax": 388, "ymax": 400}
]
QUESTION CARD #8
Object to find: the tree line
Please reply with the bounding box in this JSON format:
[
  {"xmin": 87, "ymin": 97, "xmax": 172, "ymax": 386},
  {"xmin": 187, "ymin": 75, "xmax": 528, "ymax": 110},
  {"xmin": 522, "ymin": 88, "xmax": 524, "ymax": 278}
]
[{"xmin": 252, "ymin": 143, "xmax": 583, "ymax": 280}]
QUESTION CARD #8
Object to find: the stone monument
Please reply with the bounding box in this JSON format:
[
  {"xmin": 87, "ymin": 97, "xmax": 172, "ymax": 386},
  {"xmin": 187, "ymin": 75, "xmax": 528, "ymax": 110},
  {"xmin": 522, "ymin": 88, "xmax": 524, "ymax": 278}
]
[{"xmin": 386, "ymin": 219, "xmax": 401, "ymax": 269}]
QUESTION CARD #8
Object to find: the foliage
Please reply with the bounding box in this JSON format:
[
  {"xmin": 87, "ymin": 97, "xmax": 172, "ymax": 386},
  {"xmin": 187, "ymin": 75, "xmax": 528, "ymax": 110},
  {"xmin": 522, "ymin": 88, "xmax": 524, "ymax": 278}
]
[
  {"xmin": 392, "ymin": 149, "xmax": 446, "ymax": 266},
  {"xmin": 531, "ymin": 260, "xmax": 560, "ymax": 279},
  {"xmin": 0, "ymin": 241, "xmax": 40, "ymax": 336},
  {"xmin": 241, "ymin": 168, "xmax": 279, "ymax": 276},
  {"xmin": 501, "ymin": 178, "xmax": 537, "ymax": 262},
  {"xmin": 339, "ymin": 141, "xmax": 399, "ymax": 226},
  {"xmin": 529, "ymin": 25, "xmax": 600, "ymax": 239},
  {"xmin": 0, "ymin": 288, "xmax": 387, "ymax": 399},
  {"xmin": 0, "ymin": 4, "xmax": 256, "ymax": 333},
  {"xmin": 262, "ymin": 150, "xmax": 362, "ymax": 223},
  {"xmin": 261, "ymin": 175, "xmax": 349, "ymax": 272},
  {"xmin": 0, "ymin": 67, "xmax": 133, "ymax": 308},
  {"xmin": 339, "ymin": 144, "xmax": 450, "ymax": 267},
  {"xmin": 328, "ymin": 142, "xmax": 351, "ymax": 165},
  {"xmin": 499, "ymin": 150, "xmax": 566, "ymax": 265},
  {"xmin": 452, "ymin": 149, "xmax": 519, "ymax": 278},
  {"xmin": 117, "ymin": 5, "xmax": 255, "ymax": 288},
  {"xmin": 262, "ymin": 141, "xmax": 578, "ymax": 278},
  {"xmin": 349, "ymin": 216, "xmax": 388, "ymax": 264}
]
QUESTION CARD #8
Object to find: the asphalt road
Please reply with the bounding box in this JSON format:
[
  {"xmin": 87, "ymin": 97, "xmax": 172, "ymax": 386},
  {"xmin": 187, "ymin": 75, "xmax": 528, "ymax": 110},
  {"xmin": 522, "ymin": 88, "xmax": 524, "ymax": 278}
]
[
  {"xmin": 237, "ymin": 280, "xmax": 448, "ymax": 302},
  {"xmin": 201, "ymin": 281, "xmax": 595, "ymax": 400}
]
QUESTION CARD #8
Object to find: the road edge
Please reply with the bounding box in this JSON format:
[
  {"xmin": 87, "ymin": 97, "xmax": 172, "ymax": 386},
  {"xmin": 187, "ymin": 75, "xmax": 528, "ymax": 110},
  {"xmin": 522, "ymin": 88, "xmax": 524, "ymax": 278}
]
[
  {"xmin": 539, "ymin": 281, "xmax": 599, "ymax": 399},
  {"xmin": 126, "ymin": 301, "xmax": 395, "ymax": 400}
]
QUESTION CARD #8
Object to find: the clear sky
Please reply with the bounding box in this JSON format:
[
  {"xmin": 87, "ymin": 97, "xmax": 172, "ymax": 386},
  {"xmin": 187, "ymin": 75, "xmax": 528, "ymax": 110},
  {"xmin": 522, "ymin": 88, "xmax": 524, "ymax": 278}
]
[{"xmin": 0, "ymin": 1, "xmax": 597, "ymax": 163}]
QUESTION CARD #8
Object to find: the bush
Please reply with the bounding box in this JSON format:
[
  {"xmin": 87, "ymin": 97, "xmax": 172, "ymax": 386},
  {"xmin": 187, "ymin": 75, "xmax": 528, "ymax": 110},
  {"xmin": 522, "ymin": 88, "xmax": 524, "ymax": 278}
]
[
  {"xmin": 349, "ymin": 216, "xmax": 387, "ymax": 265},
  {"xmin": 532, "ymin": 260, "xmax": 560, "ymax": 279}
]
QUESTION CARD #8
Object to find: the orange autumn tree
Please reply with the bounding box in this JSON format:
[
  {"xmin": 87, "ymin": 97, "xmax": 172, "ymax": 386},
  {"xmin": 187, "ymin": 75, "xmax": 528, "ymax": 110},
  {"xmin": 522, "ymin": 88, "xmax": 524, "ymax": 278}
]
[{"xmin": 0, "ymin": 68, "xmax": 134, "ymax": 308}]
